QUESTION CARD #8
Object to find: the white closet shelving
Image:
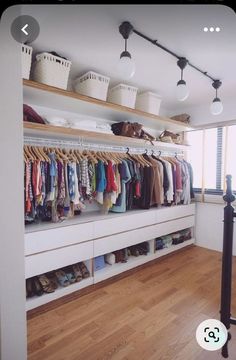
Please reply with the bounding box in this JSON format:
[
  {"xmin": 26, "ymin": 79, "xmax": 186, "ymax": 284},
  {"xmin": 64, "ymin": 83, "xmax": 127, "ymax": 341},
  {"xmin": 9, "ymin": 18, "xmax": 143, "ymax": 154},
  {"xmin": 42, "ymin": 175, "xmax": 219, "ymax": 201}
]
[{"xmin": 23, "ymin": 79, "xmax": 196, "ymax": 311}]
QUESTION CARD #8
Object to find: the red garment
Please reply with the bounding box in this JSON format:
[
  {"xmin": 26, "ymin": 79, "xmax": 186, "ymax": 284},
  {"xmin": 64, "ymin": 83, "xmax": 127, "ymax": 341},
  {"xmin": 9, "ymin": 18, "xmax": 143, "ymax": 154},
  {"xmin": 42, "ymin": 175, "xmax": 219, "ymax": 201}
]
[
  {"xmin": 105, "ymin": 161, "xmax": 118, "ymax": 192},
  {"xmin": 135, "ymin": 181, "xmax": 141, "ymax": 198},
  {"xmin": 175, "ymin": 160, "xmax": 182, "ymax": 191}
]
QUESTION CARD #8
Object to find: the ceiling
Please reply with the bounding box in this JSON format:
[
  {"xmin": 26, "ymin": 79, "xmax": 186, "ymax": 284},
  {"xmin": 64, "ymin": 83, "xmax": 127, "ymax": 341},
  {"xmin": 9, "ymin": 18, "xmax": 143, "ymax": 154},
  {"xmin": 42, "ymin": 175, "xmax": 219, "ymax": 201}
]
[{"xmin": 22, "ymin": 4, "xmax": 236, "ymax": 113}]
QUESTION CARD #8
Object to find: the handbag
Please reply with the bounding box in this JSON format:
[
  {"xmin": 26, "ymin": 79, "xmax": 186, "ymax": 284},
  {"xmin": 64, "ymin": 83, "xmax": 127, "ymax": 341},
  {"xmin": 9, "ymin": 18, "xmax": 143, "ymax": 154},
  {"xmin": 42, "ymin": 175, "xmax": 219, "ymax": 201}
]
[
  {"xmin": 111, "ymin": 121, "xmax": 156, "ymax": 144},
  {"xmin": 159, "ymin": 130, "xmax": 181, "ymax": 144}
]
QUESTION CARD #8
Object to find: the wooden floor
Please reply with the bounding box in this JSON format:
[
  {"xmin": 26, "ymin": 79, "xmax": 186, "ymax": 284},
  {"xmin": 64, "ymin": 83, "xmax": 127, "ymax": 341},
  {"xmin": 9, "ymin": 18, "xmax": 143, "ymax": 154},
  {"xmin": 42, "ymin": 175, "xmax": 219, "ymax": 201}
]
[{"xmin": 27, "ymin": 246, "xmax": 236, "ymax": 360}]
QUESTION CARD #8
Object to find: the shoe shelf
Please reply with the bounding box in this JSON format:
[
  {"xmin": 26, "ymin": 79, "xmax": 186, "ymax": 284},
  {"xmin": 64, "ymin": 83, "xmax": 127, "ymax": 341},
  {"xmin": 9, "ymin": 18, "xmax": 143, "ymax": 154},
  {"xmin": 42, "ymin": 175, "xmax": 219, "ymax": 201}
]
[
  {"xmin": 26, "ymin": 239, "xmax": 194, "ymax": 311},
  {"xmin": 23, "ymin": 79, "xmax": 193, "ymax": 134},
  {"xmin": 93, "ymin": 238, "xmax": 195, "ymax": 284},
  {"xmin": 26, "ymin": 277, "xmax": 93, "ymax": 311}
]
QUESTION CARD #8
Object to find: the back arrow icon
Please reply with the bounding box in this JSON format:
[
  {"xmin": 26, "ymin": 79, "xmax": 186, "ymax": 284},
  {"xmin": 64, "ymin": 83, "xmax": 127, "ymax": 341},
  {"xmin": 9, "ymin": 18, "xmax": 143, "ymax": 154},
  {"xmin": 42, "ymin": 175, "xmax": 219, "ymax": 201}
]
[{"xmin": 21, "ymin": 24, "xmax": 29, "ymax": 35}]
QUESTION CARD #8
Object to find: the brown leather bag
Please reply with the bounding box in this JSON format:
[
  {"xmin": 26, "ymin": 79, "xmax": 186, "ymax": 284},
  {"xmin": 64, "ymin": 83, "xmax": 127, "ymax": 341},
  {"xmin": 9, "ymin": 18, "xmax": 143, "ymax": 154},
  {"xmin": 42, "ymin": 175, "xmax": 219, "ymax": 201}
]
[{"xmin": 111, "ymin": 121, "xmax": 156, "ymax": 144}]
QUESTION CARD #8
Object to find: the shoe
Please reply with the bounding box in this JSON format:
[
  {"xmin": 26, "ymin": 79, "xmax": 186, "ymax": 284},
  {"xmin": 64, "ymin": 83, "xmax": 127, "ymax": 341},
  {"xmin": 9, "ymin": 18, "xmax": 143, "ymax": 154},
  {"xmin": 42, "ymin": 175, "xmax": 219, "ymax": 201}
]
[
  {"xmin": 78, "ymin": 262, "xmax": 90, "ymax": 278},
  {"xmin": 72, "ymin": 263, "xmax": 83, "ymax": 282},
  {"xmin": 37, "ymin": 274, "xmax": 55, "ymax": 293},
  {"xmin": 26, "ymin": 278, "xmax": 34, "ymax": 298},
  {"xmin": 63, "ymin": 266, "xmax": 76, "ymax": 284},
  {"xmin": 55, "ymin": 270, "xmax": 70, "ymax": 287},
  {"xmin": 47, "ymin": 271, "xmax": 58, "ymax": 290},
  {"xmin": 32, "ymin": 277, "xmax": 44, "ymax": 296}
]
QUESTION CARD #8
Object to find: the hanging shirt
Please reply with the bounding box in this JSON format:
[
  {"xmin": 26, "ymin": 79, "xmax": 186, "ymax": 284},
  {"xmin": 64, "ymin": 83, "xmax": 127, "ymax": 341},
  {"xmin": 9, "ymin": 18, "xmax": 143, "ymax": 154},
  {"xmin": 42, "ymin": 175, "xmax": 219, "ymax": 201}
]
[
  {"xmin": 96, "ymin": 160, "xmax": 107, "ymax": 204},
  {"xmin": 111, "ymin": 160, "xmax": 131, "ymax": 213}
]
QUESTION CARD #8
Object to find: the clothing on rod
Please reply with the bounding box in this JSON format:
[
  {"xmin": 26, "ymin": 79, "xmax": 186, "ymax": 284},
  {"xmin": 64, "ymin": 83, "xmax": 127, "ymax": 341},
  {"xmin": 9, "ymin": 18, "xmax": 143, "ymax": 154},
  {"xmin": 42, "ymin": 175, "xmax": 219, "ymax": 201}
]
[{"xmin": 23, "ymin": 145, "xmax": 194, "ymax": 224}]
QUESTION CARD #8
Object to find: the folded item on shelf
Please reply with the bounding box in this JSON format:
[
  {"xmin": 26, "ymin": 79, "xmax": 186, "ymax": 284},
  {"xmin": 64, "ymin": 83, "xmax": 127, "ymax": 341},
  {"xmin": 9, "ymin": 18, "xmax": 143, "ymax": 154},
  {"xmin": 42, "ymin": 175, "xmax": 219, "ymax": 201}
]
[
  {"xmin": 156, "ymin": 239, "xmax": 164, "ymax": 250},
  {"xmin": 44, "ymin": 115, "xmax": 68, "ymax": 127},
  {"xmin": 23, "ymin": 104, "xmax": 45, "ymax": 124},
  {"xmin": 94, "ymin": 255, "xmax": 106, "ymax": 271},
  {"xmin": 161, "ymin": 235, "xmax": 173, "ymax": 248},
  {"xmin": 105, "ymin": 253, "xmax": 116, "ymax": 265},
  {"xmin": 67, "ymin": 119, "xmax": 97, "ymax": 130}
]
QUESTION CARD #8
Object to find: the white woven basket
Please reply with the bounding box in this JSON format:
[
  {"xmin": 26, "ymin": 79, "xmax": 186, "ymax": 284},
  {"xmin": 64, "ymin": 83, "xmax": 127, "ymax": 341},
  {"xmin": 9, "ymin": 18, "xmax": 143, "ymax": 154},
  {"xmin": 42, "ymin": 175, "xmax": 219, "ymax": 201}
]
[
  {"xmin": 135, "ymin": 91, "xmax": 162, "ymax": 115},
  {"xmin": 108, "ymin": 83, "xmax": 138, "ymax": 109},
  {"xmin": 74, "ymin": 71, "xmax": 110, "ymax": 101},
  {"xmin": 22, "ymin": 44, "xmax": 33, "ymax": 79},
  {"xmin": 33, "ymin": 52, "xmax": 72, "ymax": 89}
]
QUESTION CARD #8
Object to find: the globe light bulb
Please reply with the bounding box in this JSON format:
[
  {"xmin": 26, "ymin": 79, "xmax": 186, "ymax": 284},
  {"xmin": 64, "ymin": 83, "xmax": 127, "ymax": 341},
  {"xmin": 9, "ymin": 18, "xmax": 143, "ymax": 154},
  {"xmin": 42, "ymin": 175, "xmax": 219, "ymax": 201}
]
[
  {"xmin": 118, "ymin": 51, "xmax": 135, "ymax": 79},
  {"xmin": 210, "ymin": 98, "xmax": 223, "ymax": 115},
  {"xmin": 176, "ymin": 80, "xmax": 189, "ymax": 101}
]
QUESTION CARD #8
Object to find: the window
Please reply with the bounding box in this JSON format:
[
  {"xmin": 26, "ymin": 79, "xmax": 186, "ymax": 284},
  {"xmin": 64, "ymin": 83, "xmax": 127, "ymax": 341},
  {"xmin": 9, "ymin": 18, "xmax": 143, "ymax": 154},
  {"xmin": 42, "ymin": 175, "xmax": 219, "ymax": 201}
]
[{"xmin": 187, "ymin": 125, "xmax": 233, "ymax": 194}]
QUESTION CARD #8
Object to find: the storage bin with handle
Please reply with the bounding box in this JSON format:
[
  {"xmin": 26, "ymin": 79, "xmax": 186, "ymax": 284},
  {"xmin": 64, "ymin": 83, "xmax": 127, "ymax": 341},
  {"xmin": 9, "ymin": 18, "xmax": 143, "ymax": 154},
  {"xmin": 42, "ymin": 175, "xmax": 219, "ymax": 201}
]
[
  {"xmin": 135, "ymin": 91, "xmax": 162, "ymax": 115},
  {"xmin": 22, "ymin": 44, "xmax": 33, "ymax": 80},
  {"xmin": 73, "ymin": 71, "xmax": 110, "ymax": 101},
  {"xmin": 32, "ymin": 52, "xmax": 72, "ymax": 90},
  {"xmin": 108, "ymin": 83, "xmax": 138, "ymax": 109}
]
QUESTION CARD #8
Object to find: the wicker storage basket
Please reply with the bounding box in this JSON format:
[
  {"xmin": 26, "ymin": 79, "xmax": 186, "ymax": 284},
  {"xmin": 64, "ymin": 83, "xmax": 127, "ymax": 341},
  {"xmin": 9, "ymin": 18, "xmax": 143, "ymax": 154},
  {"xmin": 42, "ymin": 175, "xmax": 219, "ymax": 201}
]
[
  {"xmin": 32, "ymin": 52, "xmax": 71, "ymax": 89},
  {"xmin": 22, "ymin": 44, "xmax": 33, "ymax": 79},
  {"xmin": 108, "ymin": 83, "xmax": 138, "ymax": 109},
  {"xmin": 74, "ymin": 71, "xmax": 110, "ymax": 101}
]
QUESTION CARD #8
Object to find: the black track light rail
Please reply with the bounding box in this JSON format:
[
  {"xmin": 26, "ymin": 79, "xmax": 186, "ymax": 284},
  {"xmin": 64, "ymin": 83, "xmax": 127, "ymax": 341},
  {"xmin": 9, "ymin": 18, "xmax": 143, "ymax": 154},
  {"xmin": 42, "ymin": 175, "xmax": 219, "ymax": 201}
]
[{"xmin": 120, "ymin": 21, "xmax": 218, "ymax": 83}]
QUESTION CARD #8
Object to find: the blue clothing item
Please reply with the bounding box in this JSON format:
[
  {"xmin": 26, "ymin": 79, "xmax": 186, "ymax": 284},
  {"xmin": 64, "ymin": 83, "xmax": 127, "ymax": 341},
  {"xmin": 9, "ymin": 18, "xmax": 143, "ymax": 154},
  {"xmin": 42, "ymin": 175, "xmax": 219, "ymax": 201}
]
[
  {"xmin": 48, "ymin": 153, "xmax": 57, "ymax": 193},
  {"xmin": 111, "ymin": 160, "xmax": 131, "ymax": 213},
  {"xmin": 96, "ymin": 160, "xmax": 107, "ymax": 192},
  {"xmin": 68, "ymin": 163, "xmax": 75, "ymax": 200}
]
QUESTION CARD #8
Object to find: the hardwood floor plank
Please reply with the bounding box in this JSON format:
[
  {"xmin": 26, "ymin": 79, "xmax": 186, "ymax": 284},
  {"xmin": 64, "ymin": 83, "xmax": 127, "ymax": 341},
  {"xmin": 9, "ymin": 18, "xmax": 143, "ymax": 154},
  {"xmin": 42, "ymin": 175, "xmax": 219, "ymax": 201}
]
[{"xmin": 27, "ymin": 246, "xmax": 236, "ymax": 360}]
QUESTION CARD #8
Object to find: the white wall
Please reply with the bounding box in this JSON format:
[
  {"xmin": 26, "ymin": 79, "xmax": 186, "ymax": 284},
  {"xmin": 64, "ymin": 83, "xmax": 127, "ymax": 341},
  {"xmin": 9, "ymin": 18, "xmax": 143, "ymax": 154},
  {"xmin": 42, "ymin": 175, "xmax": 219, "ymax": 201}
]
[
  {"xmin": 0, "ymin": 6, "xmax": 27, "ymax": 360},
  {"xmin": 195, "ymin": 202, "xmax": 236, "ymax": 256}
]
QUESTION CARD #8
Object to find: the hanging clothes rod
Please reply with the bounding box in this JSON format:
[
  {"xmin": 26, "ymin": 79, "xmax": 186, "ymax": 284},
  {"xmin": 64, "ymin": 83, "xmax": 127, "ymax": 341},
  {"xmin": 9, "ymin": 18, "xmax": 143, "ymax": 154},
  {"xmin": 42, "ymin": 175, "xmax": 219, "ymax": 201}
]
[{"xmin": 23, "ymin": 136, "xmax": 184, "ymax": 156}]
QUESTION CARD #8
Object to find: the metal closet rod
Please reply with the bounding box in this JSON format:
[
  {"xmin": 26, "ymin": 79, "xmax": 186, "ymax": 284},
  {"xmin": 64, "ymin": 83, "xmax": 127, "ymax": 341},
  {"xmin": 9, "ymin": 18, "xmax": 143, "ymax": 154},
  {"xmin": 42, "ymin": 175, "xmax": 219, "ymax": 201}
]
[
  {"xmin": 23, "ymin": 136, "xmax": 184, "ymax": 156},
  {"xmin": 125, "ymin": 23, "xmax": 217, "ymax": 82}
]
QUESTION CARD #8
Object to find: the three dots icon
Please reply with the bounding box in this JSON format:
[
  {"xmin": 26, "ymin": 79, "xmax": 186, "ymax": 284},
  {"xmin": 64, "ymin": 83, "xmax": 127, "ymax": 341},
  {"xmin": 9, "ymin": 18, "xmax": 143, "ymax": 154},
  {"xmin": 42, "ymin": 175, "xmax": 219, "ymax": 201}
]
[{"xmin": 203, "ymin": 27, "xmax": 221, "ymax": 32}]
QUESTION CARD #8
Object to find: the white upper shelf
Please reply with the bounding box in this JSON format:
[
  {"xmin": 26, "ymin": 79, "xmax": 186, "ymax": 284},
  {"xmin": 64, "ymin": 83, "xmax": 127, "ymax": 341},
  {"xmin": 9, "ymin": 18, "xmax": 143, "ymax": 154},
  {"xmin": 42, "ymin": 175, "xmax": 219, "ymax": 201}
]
[{"xmin": 23, "ymin": 80, "xmax": 193, "ymax": 133}]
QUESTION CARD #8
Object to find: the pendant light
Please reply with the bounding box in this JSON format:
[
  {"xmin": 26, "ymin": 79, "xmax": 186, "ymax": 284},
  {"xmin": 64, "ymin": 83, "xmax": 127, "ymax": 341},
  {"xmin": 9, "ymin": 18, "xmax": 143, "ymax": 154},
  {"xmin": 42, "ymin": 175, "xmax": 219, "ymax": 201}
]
[
  {"xmin": 118, "ymin": 22, "xmax": 135, "ymax": 79},
  {"xmin": 176, "ymin": 57, "xmax": 189, "ymax": 101},
  {"xmin": 210, "ymin": 80, "xmax": 223, "ymax": 115}
]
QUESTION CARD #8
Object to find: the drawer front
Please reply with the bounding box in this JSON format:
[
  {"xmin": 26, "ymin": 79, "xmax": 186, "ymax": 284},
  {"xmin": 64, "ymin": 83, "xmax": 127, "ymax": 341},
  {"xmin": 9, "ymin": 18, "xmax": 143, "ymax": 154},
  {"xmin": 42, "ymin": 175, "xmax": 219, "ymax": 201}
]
[
  {"xmin": 25, "ymin": 222, "xmax": 94, "ymax": 256},
  {"xmin": 94, "ymin": 211, "xmax": 156, "ymax": 238},
  {"xmin": 154, "ymin": 204, "xmax": 195, "ymax": 223},
  {"xmin": 25, "ymin": 241, "xmax": 93, "ymax": 278},
  {"xmin": 94, "ymin": 215, "xmax": 194, "ymax": 256}
]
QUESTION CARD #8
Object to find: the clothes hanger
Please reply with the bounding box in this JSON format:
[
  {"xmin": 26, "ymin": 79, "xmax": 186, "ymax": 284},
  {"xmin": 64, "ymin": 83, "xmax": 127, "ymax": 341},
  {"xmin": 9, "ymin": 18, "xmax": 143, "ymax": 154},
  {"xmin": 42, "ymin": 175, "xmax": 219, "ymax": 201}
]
[
  {"xmin": 97, "ymin": 151, "xmax": 108, "ymax": 164},
  {"xmin": 84, "ymin": 150, "xmax": 98, "ymax": 164},
  {"xmin": 23, "ymin": 147, "xmax": 29, "ymax": 162},
  {"xmin": 32, "ymin": 146, "xmax": 44, "ymax": 162},
  {"xmin": 24, "ymin": 145, "xmax": 35, "ymax": 161},
  {"xmin": 37, "ymin": 146, "xmax": 50, "ymax": 162},
  {"xmin": 29, "ymin": 145, "xmax": 38, "ymax": 161}
]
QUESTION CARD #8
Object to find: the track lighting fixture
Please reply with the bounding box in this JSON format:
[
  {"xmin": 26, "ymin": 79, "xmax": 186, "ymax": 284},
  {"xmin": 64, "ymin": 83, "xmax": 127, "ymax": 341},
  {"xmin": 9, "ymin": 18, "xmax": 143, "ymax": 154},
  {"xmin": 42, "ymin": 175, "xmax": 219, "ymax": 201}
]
[
  {"xmin": 176, "ymin": 58, "xmax": 189, "ymax": 102},
  {"xmin": 118, "ymin": 21, "xmax": 135, "ymax": 79},
  {"xmin": 118, "ymin": 21, "xmax": 223, "ymax": 115},
  {"xmin": 210, "ymin": 80, "xmax": 223, "ymax": 115}
]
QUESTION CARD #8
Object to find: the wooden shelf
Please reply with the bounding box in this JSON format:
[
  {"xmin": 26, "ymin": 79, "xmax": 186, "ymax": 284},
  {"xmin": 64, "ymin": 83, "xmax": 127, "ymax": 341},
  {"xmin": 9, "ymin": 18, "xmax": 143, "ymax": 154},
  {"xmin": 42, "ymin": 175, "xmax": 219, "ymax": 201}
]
[
  {"xmin": 23, "ymin": 80, "xmax": 193, "ymax": 133},
  {"xmin": 24, "ymin": 122, "xmax": 189, "ymax": 151}
]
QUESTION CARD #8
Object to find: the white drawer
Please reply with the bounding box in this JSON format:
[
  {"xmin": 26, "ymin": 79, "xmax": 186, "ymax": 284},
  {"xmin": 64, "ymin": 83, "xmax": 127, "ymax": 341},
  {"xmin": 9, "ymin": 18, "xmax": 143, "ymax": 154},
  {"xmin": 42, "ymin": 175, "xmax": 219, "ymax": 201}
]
[
  {"xmin": 94, "ymin": 215, "xmax": 194, "ymax": 256},
  {"xmin": 25, "ymin": 222, "xmax": 94, "ymax": 256},
  {"xmin": 154, "ymin": 204, "xmax": 195, "ymax": 223},
  {"xmin": 25, "ymin": 241, "xmax": 93, "ymax": 278},
  {"xmin": 94, "ymin": 210, "xmax": 156, "ymax": 238}
]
